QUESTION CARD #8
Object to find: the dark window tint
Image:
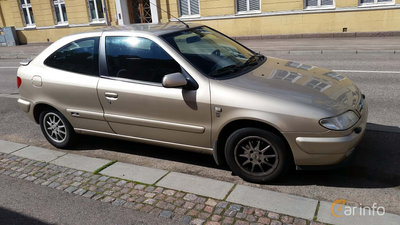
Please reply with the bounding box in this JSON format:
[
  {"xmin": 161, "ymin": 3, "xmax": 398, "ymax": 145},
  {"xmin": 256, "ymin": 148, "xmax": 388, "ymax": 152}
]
[
  {"xmin": 105, "ymin": 36, "xmax": 181, "ymax": 83},
  {"xmin": 44, "ymin": 37, "xmax": 99, "ymax": 76}
]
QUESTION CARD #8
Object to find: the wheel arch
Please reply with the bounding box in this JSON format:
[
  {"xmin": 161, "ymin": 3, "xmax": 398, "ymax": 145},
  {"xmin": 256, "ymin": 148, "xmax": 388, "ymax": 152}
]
[
  {"xmin": 214, "ymin": 119, "xmax": 294, "ymax": 166},
  {"xmin": 33, "ymin": 103, "xmax": 59, "ymax": 124}
]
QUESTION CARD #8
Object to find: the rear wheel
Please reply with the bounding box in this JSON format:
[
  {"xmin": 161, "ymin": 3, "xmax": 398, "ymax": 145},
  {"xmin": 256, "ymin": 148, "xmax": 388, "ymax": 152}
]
[
  {"xmin": 39, "ymin": 110, "xmax": 76, "ymax": 148},
  {"xmin": 225, "ymin": 128, "xmax": 291, "ymax": 183}
]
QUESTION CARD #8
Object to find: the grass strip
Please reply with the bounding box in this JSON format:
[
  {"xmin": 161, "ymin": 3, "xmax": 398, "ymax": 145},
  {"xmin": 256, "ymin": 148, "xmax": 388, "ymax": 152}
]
[
  {"xmin": 313, "ymin": 201, "xmax": 321, "ymax": 221},
  {"xmin": 93, "ymin": 160, "xmax": 117, "ymax": 174},
  {"xmin": 223, "ymin": 183, "xmax": 237, "ymax": 201}
]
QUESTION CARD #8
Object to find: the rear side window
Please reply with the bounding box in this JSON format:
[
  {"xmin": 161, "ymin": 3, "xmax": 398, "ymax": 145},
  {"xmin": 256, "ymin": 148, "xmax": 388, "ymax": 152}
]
[
  {"xmin": 105, "ymin": 36, "xmax": 181, "ymax": 84},
  {"xmin": 44, "ymin": 37, "xmax": 100, "ymax": 76}
]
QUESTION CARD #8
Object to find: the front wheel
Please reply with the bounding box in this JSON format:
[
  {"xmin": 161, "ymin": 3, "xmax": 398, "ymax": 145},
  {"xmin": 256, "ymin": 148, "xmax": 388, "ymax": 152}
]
[
  {"xmin": 39, "ymin": 110, "xmax": 76, "ymax": 148},
  {"xmin": 225, "ymin": 128, "xmax": 291, "ymax": 183}
]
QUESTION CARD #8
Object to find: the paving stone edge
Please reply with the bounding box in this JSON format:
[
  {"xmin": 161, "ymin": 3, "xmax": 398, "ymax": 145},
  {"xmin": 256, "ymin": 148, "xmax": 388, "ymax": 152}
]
[{"xmin": 0, "ymin": 143, "xmax": 325, "ymax": 225}]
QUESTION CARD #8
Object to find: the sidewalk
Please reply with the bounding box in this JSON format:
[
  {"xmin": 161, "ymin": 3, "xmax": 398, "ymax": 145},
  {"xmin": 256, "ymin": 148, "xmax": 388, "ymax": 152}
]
[
  {"xmin": 1, "ymin": 36, "xmax": 400, "ymax": 59},
  {"xmin": 1, "ymin": 139, "xmax": 399, "ymax": 225},
  {"xmin": 0, "ymin": 43, "xmax": 51, "ymax": 59}
]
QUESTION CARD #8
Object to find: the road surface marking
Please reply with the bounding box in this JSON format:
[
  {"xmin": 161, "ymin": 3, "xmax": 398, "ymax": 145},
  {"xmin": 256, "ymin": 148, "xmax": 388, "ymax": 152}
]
[{"xmin": 334, "ymin": 70, "xmax": 400, "ymax": 74}]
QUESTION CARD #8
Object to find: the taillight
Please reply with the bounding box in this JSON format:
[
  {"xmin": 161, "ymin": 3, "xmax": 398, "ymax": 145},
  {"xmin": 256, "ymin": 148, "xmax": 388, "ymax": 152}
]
[{"xmin": 17, "ymin": 77, "xmax": 22, "ymax": 88}]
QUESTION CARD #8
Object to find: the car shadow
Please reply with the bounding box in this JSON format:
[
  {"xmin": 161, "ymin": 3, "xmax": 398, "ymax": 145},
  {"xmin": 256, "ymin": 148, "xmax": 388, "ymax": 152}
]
[
  {"xmin": 71, "ymin": 124, "xmax": 400, "ymax": 189},
  {"xmin": 271, "ymin": 125, "xmax": 400, "ymax": 188},
  {"xmin": 0, "ymin": 207, "xmax": 50, "ymax": 225},
  {"xmin": 73, "ymin": 135, "xmax": 222, "ymax": 170}
]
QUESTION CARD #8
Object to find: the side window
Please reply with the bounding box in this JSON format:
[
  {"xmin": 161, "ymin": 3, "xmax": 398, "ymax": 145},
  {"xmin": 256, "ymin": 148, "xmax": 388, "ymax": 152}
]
[
  {"xmin": 44, "ymin": 37, "xmax": 100, "ymax": 76},
  {"xmin": 105, "ymin": 36, "xmax": 181, "ymax": 84}
]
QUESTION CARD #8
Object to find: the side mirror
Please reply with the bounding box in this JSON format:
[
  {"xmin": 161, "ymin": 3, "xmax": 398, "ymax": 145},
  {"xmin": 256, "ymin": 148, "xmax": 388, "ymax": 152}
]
[{"xmin": 162, "ymin": 73, "xmax": 188, "ymax": 88}]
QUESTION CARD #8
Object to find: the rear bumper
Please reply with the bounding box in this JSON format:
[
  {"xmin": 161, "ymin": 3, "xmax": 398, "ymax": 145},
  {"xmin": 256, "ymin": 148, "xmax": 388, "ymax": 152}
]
[
  {"xmin": 17, "ymin": 98, "xmax": 31, "ymax": 113},
  {"xmin": 18, "ymin": 98, "xmax": 36, "ymax": 123}
]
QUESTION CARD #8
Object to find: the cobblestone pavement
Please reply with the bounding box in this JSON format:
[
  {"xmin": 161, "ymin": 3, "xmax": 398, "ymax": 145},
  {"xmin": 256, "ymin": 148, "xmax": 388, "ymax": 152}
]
[{"xmin": 0, "ymin": 152, "xmax": 326, "ymax": 225}]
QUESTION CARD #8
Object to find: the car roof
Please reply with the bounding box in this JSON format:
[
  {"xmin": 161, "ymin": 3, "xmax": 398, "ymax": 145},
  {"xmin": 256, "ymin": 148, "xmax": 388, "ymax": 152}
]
[{"xmin": 79, "ymin": 22, "xmax": 204, "ymax": 37}]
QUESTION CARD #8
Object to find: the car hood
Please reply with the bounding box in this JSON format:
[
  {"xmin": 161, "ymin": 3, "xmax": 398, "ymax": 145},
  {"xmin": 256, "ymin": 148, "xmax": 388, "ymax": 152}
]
[{"xmin": 217, "ymin": 57, "xmax": 362, "ymax": 115}]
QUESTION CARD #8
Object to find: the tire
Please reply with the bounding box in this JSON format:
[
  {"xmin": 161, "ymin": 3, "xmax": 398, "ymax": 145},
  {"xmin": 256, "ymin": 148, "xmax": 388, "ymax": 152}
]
[
  {"xmin": 225, "ymin": 128, "xmax": 291, "ymax": 183},
  {"xmin": 39, "ymin": 109, "xmax": 76, "ymax": 148}
]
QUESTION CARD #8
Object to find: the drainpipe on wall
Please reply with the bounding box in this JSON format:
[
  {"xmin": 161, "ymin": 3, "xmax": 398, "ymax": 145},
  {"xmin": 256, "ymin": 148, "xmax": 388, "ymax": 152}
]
[{"xmin": 103, "ymin": 0, "xmax": 110, "ymax": 26}]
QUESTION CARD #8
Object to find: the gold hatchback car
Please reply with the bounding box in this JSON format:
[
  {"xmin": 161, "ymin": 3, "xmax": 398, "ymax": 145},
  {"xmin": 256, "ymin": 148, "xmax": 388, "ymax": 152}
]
[{"xmin": 17, "ymin": 23, "xmax": 368, "ymax": 183}]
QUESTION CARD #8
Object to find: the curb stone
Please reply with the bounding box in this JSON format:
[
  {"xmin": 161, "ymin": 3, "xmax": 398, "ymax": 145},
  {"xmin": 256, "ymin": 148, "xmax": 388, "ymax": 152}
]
[
  {"xmin": 1, "ymin": 139, "xmax": 400, "ymax": 224},
  {"xmin": 0, "ymin": 143, "xmax": 325, "ymax": 225}
]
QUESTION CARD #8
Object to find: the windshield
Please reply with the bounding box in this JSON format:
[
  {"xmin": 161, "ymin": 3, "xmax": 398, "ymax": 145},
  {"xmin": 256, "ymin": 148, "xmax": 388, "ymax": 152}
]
[{"xmin": 161, "ymin": 26, "xmax": 264, "ymax": 78}]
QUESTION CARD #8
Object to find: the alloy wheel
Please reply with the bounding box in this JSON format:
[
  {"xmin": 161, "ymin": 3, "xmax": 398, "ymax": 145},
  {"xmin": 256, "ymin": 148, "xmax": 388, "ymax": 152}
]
[
  {"xmin": 43, "ymin": 112, "xmax": 67, "ymax": 143},
  {"xmin": 234, "ymin": 136, "xmax": 278, "ymax": 176}
]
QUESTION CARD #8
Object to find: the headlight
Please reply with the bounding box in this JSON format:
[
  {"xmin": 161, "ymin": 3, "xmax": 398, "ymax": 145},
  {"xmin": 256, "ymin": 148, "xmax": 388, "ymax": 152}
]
[{"xmin": 320, "ymin": 111, "xmax": 359, "ymax": 130}]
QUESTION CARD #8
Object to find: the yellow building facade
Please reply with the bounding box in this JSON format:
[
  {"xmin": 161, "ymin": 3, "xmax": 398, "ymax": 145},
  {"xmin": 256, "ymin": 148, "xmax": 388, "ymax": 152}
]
[{"xmin": 0, "ymin": 0, "xmax": 399, "ymax": 43}]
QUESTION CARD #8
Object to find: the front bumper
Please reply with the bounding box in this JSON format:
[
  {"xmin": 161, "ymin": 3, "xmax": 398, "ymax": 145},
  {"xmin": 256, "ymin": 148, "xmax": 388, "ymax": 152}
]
[
  {"xmin": 285, "ymin": 98, "xmax": 368, "ymax": 166},
  {"xmin": 295, "ymin": 122, "xmax": 366, "ymax": 155}
]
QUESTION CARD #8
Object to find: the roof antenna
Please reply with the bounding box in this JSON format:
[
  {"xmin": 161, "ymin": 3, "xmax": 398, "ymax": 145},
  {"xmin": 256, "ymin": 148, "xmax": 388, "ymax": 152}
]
[{"xmin": 149, "ymin": 2, "xmax": 190, "ymax": 28}]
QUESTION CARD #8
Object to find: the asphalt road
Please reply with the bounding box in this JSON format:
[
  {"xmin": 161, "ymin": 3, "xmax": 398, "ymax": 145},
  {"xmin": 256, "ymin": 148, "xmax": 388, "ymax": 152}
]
[
  {"xmin": 1, "ymin": 55, "xmax": 400, "ymax": 215},
  {"xmin": 0, "ymin": 175, "xmax": 180, "ymax": 225}
]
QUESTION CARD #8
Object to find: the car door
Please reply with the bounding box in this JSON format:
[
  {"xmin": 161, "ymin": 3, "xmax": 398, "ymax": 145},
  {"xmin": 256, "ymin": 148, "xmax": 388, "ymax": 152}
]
[
  {"xmin": 96, "ymin": 33, "xmax": 212, "ymax": 149},
  {"xmin": 40, "ymin": 35, "xmax": 113, "ymax": 133}
]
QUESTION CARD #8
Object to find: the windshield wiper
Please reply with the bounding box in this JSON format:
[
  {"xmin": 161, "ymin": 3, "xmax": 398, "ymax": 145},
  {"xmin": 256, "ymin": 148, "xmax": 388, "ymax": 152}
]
[
  {"xmin": 208, "ymin": 64, "xmax": 240, "ymax": 77},
  {"xmin": 208, "ymin": 54, "xmax": 265, "ymax": 77},
  {"xmin": 240, "ymin": 54, "xmax": 264, "ymax": 68}
]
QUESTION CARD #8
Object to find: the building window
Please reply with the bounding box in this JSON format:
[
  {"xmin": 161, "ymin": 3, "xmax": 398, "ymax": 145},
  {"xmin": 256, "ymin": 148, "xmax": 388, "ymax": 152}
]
[
  {"xmin": 270, "ymin": 70, "xmax": 303, "ymax": 83},
  {"xmin": 237, "ymin": 0, "xmax": 260, "ymax": 13},
  {"xmin": 19, "ymin": 0, "xmax": 35, "ymax": 27},
  {"xmin": 88, "ymin": 0, "xmax": 104, "ymax": 22},
  {"xmin": 337, "ymin": 92, "xmax": 348, "ymax": 104},
  {"xmin": 359, "ymin": 0, "xmax": 394, "ymax": 6},
  {"xmin": 285, "ymin": 61, "xmax": 314, "ymax": 71},
  {"xmin": 304, "ymin": 78, "xmax": 331, "ymax": 92},
  {"xmin": 179, "ymin": 0, "xmax": 200, "ymax": 17},
  {"xmin": 323, "ymin": 72, "xmax": 346, "ymax": 81},
  {"xmin": 305, "ymin": 0, "xmax": 334, "ymax": 9},
  {"xmin": 53, "ymin": 0, "xmax": 68, "ymax": 25}
]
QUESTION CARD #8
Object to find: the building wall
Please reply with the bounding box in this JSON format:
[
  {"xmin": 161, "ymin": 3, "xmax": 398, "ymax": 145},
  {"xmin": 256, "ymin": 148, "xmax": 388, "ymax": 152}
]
[
  {"xmin": 262, "ymin": 0, "xmax": 303, "ymax": 12},
  {"xmin": 17, "ymin": 26, "xmax": 97, "ymax": 43},
  {"xmin": 0, "ymin": 0, "xmax": 117, "ymax": 44},
  {"xmin": 64, "ymin": 0, "xmax": 91, "ymax": 24},
  {"xmin": 9, "ymin": 0, "xmax": 24, "ymax": 28},
  {"xmin": 0, "ymin": 0, "xmax": 399, "ymax": 43},
  {"xmin": 30, "ymin": 0, "xmax": 55, "ymax": 27},
  {"xmin": 0, "ymin": 0, "xmax": 14, "ymax": 27},
  {"xmin": 169, "ymin": 0, "xmax": 400, "ymax": 37},
  {"xmin": 198, "ymin": 8, "xmax": 400, "ymax": 37}
]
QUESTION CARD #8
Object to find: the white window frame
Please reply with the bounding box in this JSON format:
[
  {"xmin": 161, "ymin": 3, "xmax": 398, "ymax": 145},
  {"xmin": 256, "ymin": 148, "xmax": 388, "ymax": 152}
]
[
  {"xmin": 87, "ymin": 0, "xmax": 105, "ymax": 22},
  {"xmin": 304, "ymin": 0, "xmax": 335, "ymax": 10},
  {"xmin": 269, "ymin": 70, "xmax": 303, "ymax": 83},
  {"xmin": 358, "ymin": 0, "xmax": 395, "ymax": 7},
  {"xmin": 285, "ymin": 61, "xmax": 314, "ymax": 71},
  {"xmin": 236, "ymin": 0, "xmax": 262, "ymax": 15},
  {"xmin": 303, "ymin": 78, "xmax": 331, "ymax": 92},
  {"xmin": 19, "ymin": 0, "xmax": 35, "ymax": 28},
  {"xmin": 178, "ymin": 0, "xmax": 200, "ymax": 18},
  {"xmin": 323, "ymin": 72, "xmax": 346, "ymax": 81},
  {"xmin": 52, "ymin": 0, "xmax": 68, "ymax": 25}
]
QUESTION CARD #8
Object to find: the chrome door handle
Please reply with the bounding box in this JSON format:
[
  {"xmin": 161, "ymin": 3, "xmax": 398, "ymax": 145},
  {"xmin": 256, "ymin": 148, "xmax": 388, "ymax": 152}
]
[{"xmin": 105, "ymin": 92, "xmax": 118, "ymax": 99}]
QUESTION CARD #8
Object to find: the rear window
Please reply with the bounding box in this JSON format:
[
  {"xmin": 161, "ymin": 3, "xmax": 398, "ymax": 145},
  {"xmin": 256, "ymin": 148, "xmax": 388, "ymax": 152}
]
[{"xmin": 44, "ymin": 37, "xmax": 100, "ymax": 76}]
